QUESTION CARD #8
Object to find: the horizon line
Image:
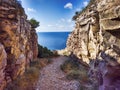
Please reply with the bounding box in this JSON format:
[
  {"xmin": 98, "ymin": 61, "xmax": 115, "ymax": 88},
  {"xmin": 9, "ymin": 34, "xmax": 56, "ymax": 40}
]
[{"xmin": 36, "ymin": 30, "xmax": 73, "ymax": 32}]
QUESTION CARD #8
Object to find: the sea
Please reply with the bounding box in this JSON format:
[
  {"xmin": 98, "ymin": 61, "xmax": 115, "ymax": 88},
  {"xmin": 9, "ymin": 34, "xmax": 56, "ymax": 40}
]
[{"xmin": 37, "ymin": 32, "xmax": 71, "ymax": 50}]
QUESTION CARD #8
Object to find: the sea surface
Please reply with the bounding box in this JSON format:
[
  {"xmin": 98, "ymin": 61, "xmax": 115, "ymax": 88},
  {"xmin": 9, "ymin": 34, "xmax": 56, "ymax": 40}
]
[{"xmin": 37, "ymin": 32, "xmax": 71, "ymax": 50}]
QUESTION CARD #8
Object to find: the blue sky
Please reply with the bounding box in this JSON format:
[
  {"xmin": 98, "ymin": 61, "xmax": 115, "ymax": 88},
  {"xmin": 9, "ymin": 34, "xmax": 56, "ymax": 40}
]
[{"xmin": 21, "ymin": 0, "xmax": 90, "ymax": 32}]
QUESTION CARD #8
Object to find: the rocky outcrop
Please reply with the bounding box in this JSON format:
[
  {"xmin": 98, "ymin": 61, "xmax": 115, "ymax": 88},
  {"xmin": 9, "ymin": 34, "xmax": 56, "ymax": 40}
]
[
  {"xmin": 66, "ymin": 0, "xmax": 120, "ymax": 89},
  {"xmin": 0, "ymin": 0, "xmax": 38, "ymax": 89},
  {"xmin": 0, "ymin": 44, "xmax": 7, "ymax": 90}
]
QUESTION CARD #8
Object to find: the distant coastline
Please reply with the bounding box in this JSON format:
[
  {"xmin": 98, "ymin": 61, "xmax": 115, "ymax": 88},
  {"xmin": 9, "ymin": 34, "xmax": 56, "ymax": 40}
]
[{"xmin": 37, "ymin": 32, "xmax": 71, "ymax": 50}]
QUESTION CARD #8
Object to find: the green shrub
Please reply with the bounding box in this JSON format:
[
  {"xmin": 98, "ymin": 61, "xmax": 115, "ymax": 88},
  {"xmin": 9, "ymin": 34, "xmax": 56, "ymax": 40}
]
[
  {"xmin": 29, "ymin": 18, "xmax": 40, "ymax": 28},
  {"xmin": 38, "ymin": 44, "xmax": 58, "ymax": 58},
  {"xmin": 61, "ymin": 58, "xmax": 89, "ymax": 83}
]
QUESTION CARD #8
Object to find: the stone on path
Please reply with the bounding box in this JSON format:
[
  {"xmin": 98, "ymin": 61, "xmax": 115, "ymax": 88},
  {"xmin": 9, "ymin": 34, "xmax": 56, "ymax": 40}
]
[{"xmin": 36, "ymin": 56, "xmax": 80, "ymax": 90}]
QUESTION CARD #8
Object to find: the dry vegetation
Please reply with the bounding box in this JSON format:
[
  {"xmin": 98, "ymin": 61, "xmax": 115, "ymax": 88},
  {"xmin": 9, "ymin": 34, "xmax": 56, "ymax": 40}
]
[
  {"xmin": 5, "ymin": 58, "xmax": 52, "ymax": 90},
  {"xmin": 5, "ymin": 44, "xmax": 58, "ymax": 90},
  {"xmin": 60, "ymin": 58, "xmax": 98, "ymax": 90},
  {"xmin": 60, "ymin": 58, "xmax": 89, "ymax": 83}
]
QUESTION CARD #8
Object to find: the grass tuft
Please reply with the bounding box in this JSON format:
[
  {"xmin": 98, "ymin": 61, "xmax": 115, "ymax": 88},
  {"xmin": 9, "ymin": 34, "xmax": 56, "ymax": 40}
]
[
  {"xmin": 5, "ymin": 58, "xmax": 52, "ymax": 90},
  {"xmin": 60, "ymin": 58, "xmax": 88, "ymax": 82}
]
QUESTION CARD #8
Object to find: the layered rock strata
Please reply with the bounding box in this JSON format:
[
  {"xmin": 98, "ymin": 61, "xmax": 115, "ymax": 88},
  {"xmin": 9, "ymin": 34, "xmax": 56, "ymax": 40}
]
[
  {"xmin": 0, "ymin": 0, "xmax": 38, "ymax": 89},
  {"xmin": 66, "ymin": 0, "xmax": 120, "ymax": 89},
  {"xmin": 0, "ymin": 44, "xmax": 7, "ymax": 90}
]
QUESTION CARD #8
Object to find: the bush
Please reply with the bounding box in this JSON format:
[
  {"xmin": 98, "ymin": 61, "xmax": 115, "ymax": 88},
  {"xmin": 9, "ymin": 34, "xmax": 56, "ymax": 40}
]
[
  {"xmin": 29, "ymin": 18, "xmax": 40, "ymax": 28},
  {"xmin": 60, "ymin": 58, "xmax": 89, "ymax": 83},
  {"xmin": 30, "ymin": 58, "xmax": 52, "ymax": 69},
  {"xmin": 5, "ymin": 67, "xmax": 39, "ymax": 90},
  {"xmin": 60, "ymin": 59, "xmax": 79, "ymax": 73},
  {"xmin": 38, "ymin": 44, "xmax": 58, "ymax": 58},
  {"xmin": 67, "ymin": 70, "xmax": 88, "ymax": 82},
  {"xmin": 5, "ymin": 58, "xmax": 52, "ymax": 90},
  {"xmin": 66, "ymin": 70, "xmax": 81, "ymax": 80}
]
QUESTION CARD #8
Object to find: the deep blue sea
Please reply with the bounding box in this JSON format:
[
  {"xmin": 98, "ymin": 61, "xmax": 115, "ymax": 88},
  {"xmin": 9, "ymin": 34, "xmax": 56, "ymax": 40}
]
[{"xmin": 37, "ymin": 32, "xmax": 71, "ymax": 50}]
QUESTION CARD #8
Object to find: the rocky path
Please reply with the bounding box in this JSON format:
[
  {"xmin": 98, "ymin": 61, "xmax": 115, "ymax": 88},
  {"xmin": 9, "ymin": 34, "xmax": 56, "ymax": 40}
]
[{"xmin": 35, "ymin": 56, "xmax": 80, "ymax": 90}]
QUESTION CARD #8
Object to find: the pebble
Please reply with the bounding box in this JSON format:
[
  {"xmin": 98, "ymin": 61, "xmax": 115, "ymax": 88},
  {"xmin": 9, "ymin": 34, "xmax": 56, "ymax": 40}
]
[{"xmin": 35, "ymin": 56, "xmax": 80, "ymax": 90}]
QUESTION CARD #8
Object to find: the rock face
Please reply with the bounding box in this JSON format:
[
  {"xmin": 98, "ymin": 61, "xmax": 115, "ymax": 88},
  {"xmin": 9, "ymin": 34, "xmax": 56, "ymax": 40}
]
[
  {"xmin": 66, "ymin": 0, "xmax": 120, "ymax": 89},
  {"xmin": 0, "ymin": 0, "xmax": 38, "ymax": 89},
  {"xmin": 0, "ymin": 44, "xmax": 7, "ymax": 90}
]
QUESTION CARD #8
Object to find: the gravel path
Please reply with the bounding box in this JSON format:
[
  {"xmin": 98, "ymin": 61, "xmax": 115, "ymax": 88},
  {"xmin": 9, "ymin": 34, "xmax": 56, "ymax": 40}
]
[{"xmin": 35, "ymin": 56, "xmax": 80, "ymax": 90}]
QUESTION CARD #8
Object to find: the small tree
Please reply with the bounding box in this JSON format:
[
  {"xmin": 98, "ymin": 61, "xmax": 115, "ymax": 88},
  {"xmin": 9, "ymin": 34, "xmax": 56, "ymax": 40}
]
[
  {"xmin": 17, "ymin": 0, "xmax": 22, "ymax": 5},
  {"xmin": 29, "ymin": 18, "xmax": 40, "ymax": 28},
  {"xmin": 72, "ymin": 11, "xmax": 80, "ymax": 20}
]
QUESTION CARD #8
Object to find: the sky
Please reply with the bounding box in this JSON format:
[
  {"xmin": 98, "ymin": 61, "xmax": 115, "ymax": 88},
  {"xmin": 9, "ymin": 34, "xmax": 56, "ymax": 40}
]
[{"xmin": 20, "ymin": 0, "xmax": 90, "ymax": 32}]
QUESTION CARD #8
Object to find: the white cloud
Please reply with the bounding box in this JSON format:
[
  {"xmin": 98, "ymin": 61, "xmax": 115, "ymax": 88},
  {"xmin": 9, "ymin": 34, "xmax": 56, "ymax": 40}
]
[
  {"xmin": 58, "ymin": 18, "xmax": 65, "ymax": 23},
  {"xmin": 59, "ymin": 18, "xmax": 72, "ymax": 23},
  {"xmin": 61, "ymin": 18, "xmax": 65, "ymax": 22},
  {"xmin": 27, "ymin": 8, "xmax": 36, "ymax": 12},
  {"xmin": 76, "ymin": 8, "xmax": 82, "ymax": 11},
  {"xmin": 58, "ymin": 25, "xmax": 65, "ymax": 28},
  {"xmin": 67, "ymin": 19, "xmax": 72, "ymax": 23},
  {"xmin": 55, "ymin": 24, "xmax": 58, "ymax": 26},
  {"xmin": 64, "ymin": 2, "xmax": 73, "ymax": 9},
  {"xmin": 47, "ymin": 25, "xmax": 53, "ymax": 27},
  {"xmin": 36, "ymin": 18, "xmax": 74, "ymax": 32},
  {"xmin": 83, "ymin": 1, "xmax": 88, "ymax": 7},
  {"xmin": 36, "ymin": 23, "xmax": 74, "ymax": 32}
]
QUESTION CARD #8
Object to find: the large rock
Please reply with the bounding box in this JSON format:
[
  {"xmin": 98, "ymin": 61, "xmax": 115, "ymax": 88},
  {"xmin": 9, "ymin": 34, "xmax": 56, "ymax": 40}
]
[
  {"xmin": 66, "ymin": 0, "xmax": 120, "ymax": 89},
  {"xmin": 0, "ymin": 0, "xmax": 38, "ymax": 89},
  {"xmin": 89, "ymin": 57, "xmax": 120, "ymax": 90},
  {"xmin": 0, "ymin": 43, "xmax": 7, "ymax": 90}
]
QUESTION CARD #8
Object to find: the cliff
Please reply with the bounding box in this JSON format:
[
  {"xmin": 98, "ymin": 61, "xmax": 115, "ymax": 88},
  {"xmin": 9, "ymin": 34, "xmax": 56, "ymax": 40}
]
[
  {"xmin": 66, "ymin": 0, "xmax": 120, "ymax": 89},
  {"xmin": 0, "ymin": 0, "xmax": 38, "ymax": 89}
]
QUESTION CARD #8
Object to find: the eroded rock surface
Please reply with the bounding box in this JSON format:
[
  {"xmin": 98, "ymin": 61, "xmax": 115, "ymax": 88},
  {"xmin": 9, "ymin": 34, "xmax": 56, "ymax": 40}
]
[
  {"xmin": 66, "ymin": 0, "xmax": 120, "ymax": 89},
  {"xmin": 0, "ymin": 44, "xmax": 7, "ymax": 90},
  {"xmin": 0, "ymin": 0, "xmax": 38, "ymax": 89}
]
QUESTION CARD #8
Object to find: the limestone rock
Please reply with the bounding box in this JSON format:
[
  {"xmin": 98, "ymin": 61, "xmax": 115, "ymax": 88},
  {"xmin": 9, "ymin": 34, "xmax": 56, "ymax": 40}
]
[
  {"xmin": 0, "ymin": 0, "xmax": 38, "ymax": 89},
  {"xmin": 0, "ymin": 43, "xmax": 7, "ymax": 90},
  {"xmin": 67, "ymin": 0, "xmax": 120, "ymax": 65},
  {"xmin": 66, "ymin": 0, "xmax": 120, "ymax": 89}
]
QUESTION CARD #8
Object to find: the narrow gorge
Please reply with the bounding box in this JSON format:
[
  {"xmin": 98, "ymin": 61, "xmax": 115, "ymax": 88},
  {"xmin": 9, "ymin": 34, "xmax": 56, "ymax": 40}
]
[{"xmin": 0, "ymin": 0, "xmax": 120, "ymax": 90}]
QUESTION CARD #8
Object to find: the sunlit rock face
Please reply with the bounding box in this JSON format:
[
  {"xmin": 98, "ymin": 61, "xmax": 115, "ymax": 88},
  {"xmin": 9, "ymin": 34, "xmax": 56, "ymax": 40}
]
[
  {"xmin": 0, "ymin": 44, "xmax": 7, "ymax": 90},
  {"xmin": 66, "ymin": 0, "xmax": 120, "ymax": 89},
  {"xmin": 0, "ymin": 0, "xmax": 38, "ymax": 89}
]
